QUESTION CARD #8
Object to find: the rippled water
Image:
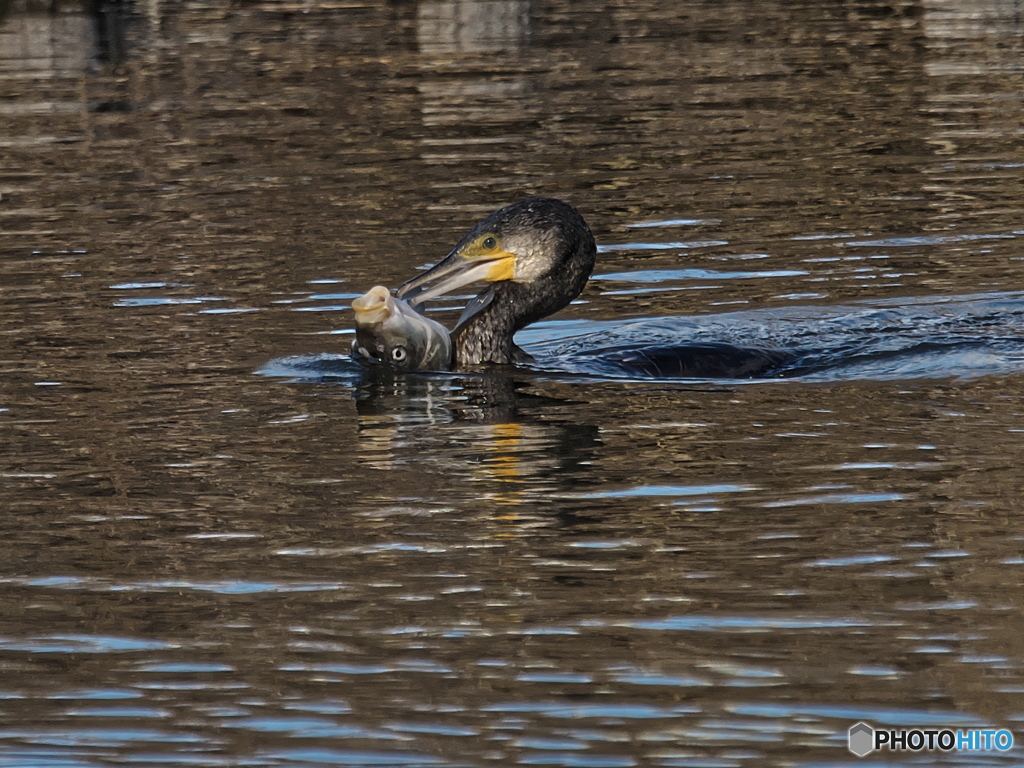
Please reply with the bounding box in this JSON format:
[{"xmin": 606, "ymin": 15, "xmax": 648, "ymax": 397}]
[{"xmin": 3, "ymin": 0, "xmax": 1024, "ymax": 765}]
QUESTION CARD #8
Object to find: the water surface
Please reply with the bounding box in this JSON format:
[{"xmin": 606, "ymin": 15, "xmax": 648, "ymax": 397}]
[{"xmin": 2, "ymin": 0, "xmax": 1024, "ymax": 765}]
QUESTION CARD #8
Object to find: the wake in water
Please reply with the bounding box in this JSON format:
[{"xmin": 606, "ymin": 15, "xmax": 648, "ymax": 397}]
[{"xmin": 528, "ymin": 291, "xmax": 1024, "ymax": 382}]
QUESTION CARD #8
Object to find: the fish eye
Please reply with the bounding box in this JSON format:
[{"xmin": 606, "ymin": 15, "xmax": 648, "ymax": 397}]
[
  {"xmin": 391, "ymin": 346, "xmax": 408, "ymax": 362},
  {"xmin": 481, "ymin": 236, "xmax": 497, "ymax": 250}
]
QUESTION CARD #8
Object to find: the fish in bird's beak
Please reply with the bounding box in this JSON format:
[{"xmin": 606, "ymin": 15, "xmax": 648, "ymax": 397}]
[
  {"xmin": 397, "ymin": 233, "xmax": 516, "ymax": 306},
  {"xmin": 350, "ymin": 285, "xmax": 452, "ymax": 371}
]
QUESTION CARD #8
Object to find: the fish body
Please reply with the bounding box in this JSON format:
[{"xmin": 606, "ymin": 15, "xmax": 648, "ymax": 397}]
[{"xmin": 350, "ymin": 285, "xmax": 452, "ymax": 371}]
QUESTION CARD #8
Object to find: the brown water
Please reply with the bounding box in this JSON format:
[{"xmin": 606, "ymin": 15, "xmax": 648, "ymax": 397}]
[{"xmin": 3, "ymin": 0, "xmax": 1024, "ymax": 765}]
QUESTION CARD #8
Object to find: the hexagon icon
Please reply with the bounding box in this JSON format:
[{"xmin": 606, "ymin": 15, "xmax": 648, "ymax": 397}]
[{"xmin": 848, "ymin": 722, "xmax": 875, "ymax": 757}]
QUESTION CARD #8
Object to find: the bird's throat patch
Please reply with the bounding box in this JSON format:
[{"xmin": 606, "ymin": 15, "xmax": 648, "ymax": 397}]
[{"xmin": 485, "ymin": 254, "xmax": 516, "ymax": 282}]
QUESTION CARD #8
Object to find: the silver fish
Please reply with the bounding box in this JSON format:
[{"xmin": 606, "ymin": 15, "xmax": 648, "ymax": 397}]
[{"xmin": 350, "ymin": 285, "xmax": 452, "ymax": 371}]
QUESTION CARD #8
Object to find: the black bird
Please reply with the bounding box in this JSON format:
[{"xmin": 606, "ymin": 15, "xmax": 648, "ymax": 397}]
[
  {"xmin": 399, "ymin": 197, "xmax": 595, "ymax": 366},
  {"xmin": 398, "ymin": 197, "xmax": 788, "ymax": 377}
]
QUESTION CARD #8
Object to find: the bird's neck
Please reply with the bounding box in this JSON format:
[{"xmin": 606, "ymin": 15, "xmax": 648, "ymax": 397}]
[
  {"xmin": 452, "ymin": 273, "xmax": 589, "ymax": 368},
  {"xmin": 451, "ymin": 239, "xmax": 595, "ymax": 369},
  {"xmin": 452, "ymin": 285, "xmax": 526, "ymax": 367}
]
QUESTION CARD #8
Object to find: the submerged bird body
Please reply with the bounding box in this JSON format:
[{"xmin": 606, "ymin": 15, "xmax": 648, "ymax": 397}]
[{"xmin": 590, "ymin": 342, "xmax": 790, "ymax": 379}]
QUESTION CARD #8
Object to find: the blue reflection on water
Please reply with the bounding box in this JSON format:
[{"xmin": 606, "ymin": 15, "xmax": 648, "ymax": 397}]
[
  {"xmin": 572, "ymin": 484, "xmax": 753, "ymax": 499},
  {"xmin": 594, "ymin": 268, "xmax": 807, "ymax": 282},
  {"xmin": 0, "ymin": 636, "xmax": 173, "ymax": 654},
  {"xmin": 256, "ymin": 749, "xmax": 444, "ymax": 765}
]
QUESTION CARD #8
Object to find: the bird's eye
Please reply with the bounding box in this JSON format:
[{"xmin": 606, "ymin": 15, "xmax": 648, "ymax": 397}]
[
  {"xmin": 481, "ymin": 236, "xmax": 497, "ymax": 250},
  {"xmin": 391, "ymin": 346, "xmax": 408, "ymax": 362}
]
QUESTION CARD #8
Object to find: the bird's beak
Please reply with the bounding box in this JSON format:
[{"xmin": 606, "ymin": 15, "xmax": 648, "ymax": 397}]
[{"xmin": 397, "ymin": 247, "xmax": 515, "ymax": 305}]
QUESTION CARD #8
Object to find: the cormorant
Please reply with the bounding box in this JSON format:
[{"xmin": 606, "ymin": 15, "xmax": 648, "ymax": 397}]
[{"xmin": 396, "ymin": 197, "xmax": 787, "ymax": 377}]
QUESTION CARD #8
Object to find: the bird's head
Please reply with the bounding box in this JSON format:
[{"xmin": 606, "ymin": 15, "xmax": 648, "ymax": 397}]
[{"xmin": 397, "ymin": 197, "xmax": 596, "ymax": 322}]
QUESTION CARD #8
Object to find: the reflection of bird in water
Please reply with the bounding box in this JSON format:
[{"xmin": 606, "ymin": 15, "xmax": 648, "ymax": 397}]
[{"xmin": 398, "ymin": 197, "xmax": 787, "ymax": 377}]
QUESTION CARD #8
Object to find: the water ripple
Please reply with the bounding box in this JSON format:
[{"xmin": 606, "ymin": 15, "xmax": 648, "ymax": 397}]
[
  {"xmin": 0, "ymin": 635, "xmax": 174, "ymax": 654},
  {"xmin": 580, "ymin": 615, "xmax": 884, "ymax": 633}
]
